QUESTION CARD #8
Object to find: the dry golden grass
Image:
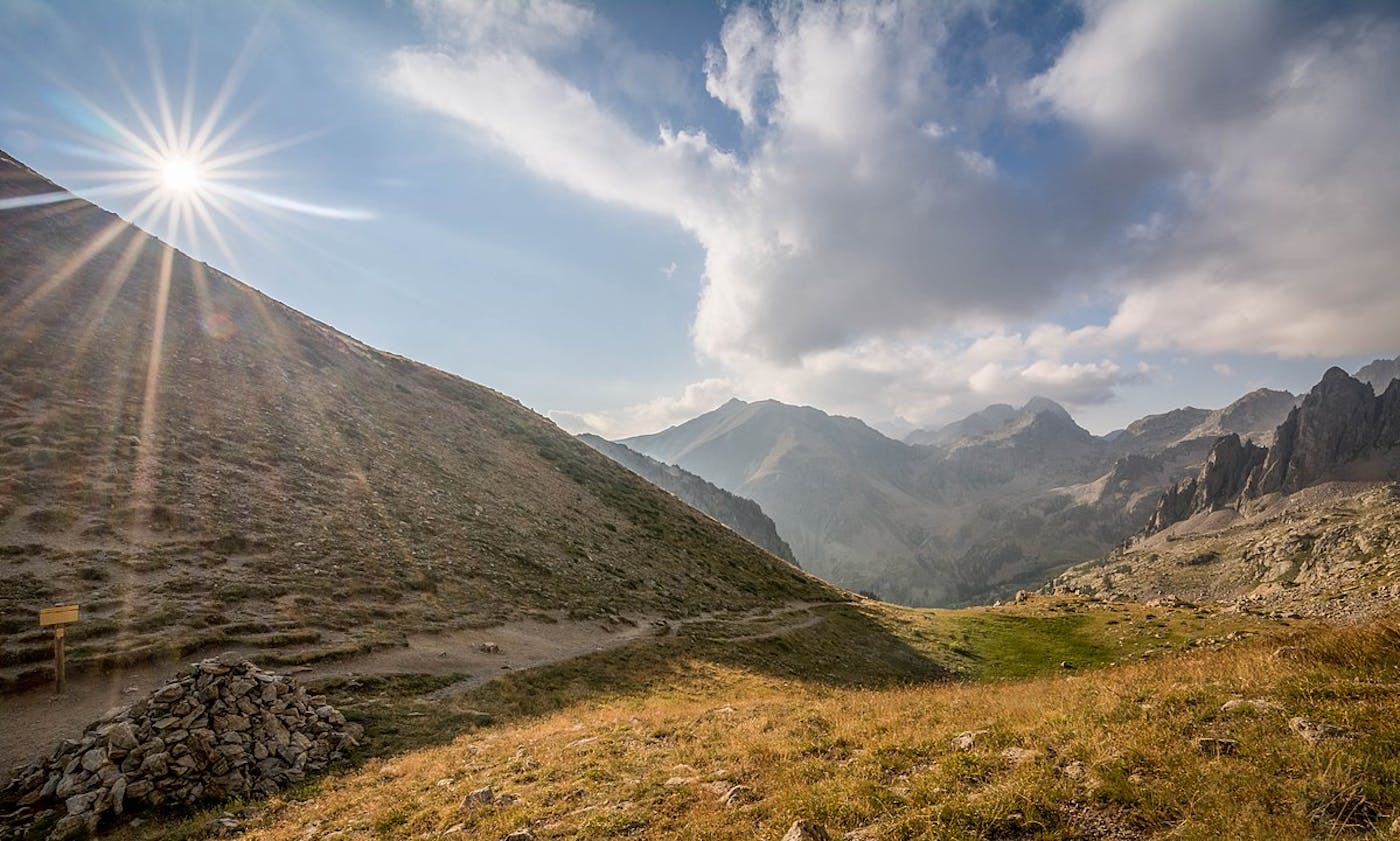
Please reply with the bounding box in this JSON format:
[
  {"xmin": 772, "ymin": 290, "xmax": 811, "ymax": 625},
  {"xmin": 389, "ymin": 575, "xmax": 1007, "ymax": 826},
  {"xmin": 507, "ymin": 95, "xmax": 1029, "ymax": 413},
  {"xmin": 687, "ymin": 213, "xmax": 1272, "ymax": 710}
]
[{"xmin": 108, "ymin": 601, "xmax": 1400, "ymax": 841}]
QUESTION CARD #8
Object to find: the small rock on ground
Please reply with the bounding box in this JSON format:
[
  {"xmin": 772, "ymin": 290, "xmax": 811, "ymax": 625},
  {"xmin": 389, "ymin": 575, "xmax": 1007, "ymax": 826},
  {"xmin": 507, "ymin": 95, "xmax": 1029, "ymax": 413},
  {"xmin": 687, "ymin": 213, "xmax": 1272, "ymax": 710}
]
[
  {"xmin": 783, "ymin": 819, "xmax": 831, "ymax": 841},
  {"xmin": 1289, "ymin": 716, "xmax": 1352, "ymax": 743},
  {"xmin": 950, "ymin": 730, "xmax": 989, "ymax": 751}
]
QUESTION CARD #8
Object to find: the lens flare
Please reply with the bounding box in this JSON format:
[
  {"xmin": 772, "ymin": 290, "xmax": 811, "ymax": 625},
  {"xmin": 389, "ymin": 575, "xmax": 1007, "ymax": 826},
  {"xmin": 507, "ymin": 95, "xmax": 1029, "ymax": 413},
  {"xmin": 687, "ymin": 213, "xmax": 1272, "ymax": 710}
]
[{"xmin": 0, "ymin": 39, "xmax": 374, "ymax": 272}]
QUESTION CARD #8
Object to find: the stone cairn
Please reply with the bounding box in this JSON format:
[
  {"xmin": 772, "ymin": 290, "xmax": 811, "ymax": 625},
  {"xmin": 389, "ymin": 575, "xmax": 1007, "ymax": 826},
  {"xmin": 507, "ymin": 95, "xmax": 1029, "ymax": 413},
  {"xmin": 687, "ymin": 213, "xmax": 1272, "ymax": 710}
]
[{"xmin": 0, "ymin": 655, "xmax": 362, "ymax": 840}]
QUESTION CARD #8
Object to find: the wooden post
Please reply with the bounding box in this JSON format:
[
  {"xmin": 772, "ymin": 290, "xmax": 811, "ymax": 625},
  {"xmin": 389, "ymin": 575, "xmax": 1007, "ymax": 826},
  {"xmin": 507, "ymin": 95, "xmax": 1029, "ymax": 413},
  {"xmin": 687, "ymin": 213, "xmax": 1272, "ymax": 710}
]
[
  {"xmin": 39, "ymin": 604, "xmax": 79, "ymax": 696},
  {"xmin": 54, "ymin": 625, "xmax": 66, "ymax": 695}
]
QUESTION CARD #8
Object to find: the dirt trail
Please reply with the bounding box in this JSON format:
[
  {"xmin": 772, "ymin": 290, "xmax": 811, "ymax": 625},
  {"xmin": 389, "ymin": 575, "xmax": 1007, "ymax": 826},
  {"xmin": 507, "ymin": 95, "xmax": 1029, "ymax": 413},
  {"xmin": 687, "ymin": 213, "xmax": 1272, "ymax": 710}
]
[{"xmin": 0, "ymin": 602, "xmax": 839, "ymax": 774}]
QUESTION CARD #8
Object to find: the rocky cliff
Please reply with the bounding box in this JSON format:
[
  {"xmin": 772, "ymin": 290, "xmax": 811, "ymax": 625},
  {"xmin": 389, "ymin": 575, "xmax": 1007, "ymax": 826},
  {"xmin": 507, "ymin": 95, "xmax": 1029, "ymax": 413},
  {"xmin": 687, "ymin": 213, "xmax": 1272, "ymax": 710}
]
[
  {"xmin": 1144, "ymin": 368, "xmax": 1400, "ymax": 534},
  {"xmin": 1253, "ymin": 368, "xmax": 1400, "ymax": 495}
]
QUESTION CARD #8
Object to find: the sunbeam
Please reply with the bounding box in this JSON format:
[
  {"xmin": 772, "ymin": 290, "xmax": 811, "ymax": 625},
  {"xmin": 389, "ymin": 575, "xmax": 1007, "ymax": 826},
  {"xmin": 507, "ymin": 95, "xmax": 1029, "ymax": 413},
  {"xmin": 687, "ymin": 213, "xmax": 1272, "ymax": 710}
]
[{"xmin": 32, "ymin": 41, "xmax": 374, "ymax": 268}]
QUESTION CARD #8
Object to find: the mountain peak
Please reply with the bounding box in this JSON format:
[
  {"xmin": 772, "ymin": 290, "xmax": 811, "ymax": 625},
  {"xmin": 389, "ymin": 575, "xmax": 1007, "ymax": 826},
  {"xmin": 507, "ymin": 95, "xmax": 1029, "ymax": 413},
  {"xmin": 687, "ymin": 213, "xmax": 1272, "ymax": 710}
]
[
  {"xmin": 1354, "ymin": 354, "xmax": 1400, "ymax": 394},
  {"xmin": 1021, "ymin": 396, "xmax": 1070, "ymax": 419}
]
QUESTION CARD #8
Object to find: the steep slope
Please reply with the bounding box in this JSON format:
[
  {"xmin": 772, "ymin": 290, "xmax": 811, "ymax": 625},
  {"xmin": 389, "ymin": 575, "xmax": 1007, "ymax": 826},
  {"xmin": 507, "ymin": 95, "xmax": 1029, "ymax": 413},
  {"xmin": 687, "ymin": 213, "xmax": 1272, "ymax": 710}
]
[
  {"xmin": 1254, "ymin": 368, "xmax": 1400, "ymax": 494},
  {"xmin": 0, "ymin": 151, "xmax": 832, "ymax": 684},
  {"xmin": 576, "ymin": 434, "xmax": 797, "ymax": 564}
]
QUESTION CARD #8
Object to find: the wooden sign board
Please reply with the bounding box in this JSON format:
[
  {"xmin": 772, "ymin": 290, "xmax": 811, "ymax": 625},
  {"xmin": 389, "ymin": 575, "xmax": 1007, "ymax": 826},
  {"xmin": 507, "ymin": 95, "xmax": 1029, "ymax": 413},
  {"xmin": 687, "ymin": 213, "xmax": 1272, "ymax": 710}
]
[{"xmin": 39, "ymin": 604, "xmax": 79, "ymax": 626}]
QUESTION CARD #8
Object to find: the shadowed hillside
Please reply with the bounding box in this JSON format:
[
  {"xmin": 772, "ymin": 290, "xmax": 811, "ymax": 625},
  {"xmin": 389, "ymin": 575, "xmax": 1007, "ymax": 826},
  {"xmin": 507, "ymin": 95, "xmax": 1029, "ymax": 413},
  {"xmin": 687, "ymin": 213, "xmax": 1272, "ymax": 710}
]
[
  {"xmin": 577, "ymin": 434, "xmax": 797, "ymax": 565},
  {"xmin": 0, "ymin": 151, "xmax": 835, "ymax": 687}
]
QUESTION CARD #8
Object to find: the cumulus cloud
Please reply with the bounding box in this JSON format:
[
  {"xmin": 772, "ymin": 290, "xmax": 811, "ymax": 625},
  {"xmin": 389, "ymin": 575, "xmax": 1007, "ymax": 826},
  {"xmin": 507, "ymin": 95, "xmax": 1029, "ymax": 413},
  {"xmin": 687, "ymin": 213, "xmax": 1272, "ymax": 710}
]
[
  {"xmin": 1034, "ymin": 0, "xmax": 1400, "ymax": 358},
  {"xmin": 391, "ymin": 0, "xmax": 1400, "ymax": 435}
]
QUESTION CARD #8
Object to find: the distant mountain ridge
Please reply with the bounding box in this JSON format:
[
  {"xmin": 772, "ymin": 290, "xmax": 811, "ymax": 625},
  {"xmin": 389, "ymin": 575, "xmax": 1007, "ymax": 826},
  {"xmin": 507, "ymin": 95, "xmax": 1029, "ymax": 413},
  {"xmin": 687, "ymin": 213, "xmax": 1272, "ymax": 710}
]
[
  {"xmin": 1356, "ymin": 356, "xmax": 1400, "ymax": 393},
  {"xmin": 618, "ymin": 381, "xmax": 1315, "ymax": 605},
  {"xmin": 577, "ymin": 434, "xmax": 797, "ymax": 565},
  {"xmin": 620, "ymin": 359, "xmax": 1394, "ymax": 606}
]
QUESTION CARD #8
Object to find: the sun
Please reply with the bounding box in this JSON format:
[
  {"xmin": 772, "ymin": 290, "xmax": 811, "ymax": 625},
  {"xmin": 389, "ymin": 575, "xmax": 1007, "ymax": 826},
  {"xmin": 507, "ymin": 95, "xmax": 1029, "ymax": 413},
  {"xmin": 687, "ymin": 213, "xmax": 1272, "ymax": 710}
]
[
  {"xmin": 0, "ymin": 46, "xmax": 374, "ymax": 266},
  {"xmin": 158, "ymin": 157, "xmax": 203, "ymax": 196}
]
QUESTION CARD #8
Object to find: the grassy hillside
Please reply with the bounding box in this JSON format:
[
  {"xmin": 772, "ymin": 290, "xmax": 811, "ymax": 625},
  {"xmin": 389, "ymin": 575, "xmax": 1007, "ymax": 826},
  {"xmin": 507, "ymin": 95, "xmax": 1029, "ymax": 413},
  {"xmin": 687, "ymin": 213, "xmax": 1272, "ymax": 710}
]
[
  {"xmin": 0, "ymin": 152, "xmax": 834, "ymax": 688},
  {"xmin": 98, "ymin": 596, "xmax": 1400, "ymax": 841}
]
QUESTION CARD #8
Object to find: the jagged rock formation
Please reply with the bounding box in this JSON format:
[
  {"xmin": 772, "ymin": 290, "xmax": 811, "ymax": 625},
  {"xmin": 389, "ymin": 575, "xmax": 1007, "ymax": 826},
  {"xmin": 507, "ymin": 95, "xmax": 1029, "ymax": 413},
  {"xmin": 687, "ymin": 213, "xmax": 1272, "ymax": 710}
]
[
  {"xmin": 1145, "ymin": 435, "xmax": 1269, "ymax": 532},
  {"xmin": 1254, "ymin": 368, "xmax": 1400, "ymax": 495},
  {"xmin": 1144, "ymin": 369, "xmax": 1400, "ymax": 535},
  {"xmin": 0, "ymin": 657, "xmax": 360, "ymax": 840},
  {"xmin": 577, "ymin": 434, "xmax": 797, "ymax": 565}
]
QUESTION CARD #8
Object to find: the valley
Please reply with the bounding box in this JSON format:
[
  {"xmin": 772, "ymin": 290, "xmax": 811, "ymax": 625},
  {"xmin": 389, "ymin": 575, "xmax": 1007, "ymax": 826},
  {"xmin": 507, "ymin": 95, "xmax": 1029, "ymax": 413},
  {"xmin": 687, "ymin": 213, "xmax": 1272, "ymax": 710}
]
[{"xmin": 614, "ymin": 387, "xmax": 1309, "ymax": 607}]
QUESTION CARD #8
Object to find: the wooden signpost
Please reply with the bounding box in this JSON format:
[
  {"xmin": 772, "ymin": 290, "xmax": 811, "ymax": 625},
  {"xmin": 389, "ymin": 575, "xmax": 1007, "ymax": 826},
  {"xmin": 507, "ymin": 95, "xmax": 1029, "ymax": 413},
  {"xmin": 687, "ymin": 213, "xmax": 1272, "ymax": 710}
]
[{"xmin": 39, "ymin": 604, "xmax": 80, "ymax": 694}]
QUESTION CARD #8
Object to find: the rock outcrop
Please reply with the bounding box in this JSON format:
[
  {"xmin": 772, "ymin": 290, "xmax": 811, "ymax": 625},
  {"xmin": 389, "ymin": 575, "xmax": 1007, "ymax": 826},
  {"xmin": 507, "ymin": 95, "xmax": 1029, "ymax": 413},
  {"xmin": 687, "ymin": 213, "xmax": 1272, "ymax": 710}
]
[
  {"xmin": 1253, "ymin": 368, "xmax": 1400, "ymax": 495},
  {"xmin": 1144, "ymin": 435, "xmax": 1268, "ymax": 533},
  {"xmin": 1145, "ymin": 369, "xmax": 1400, "ymax": 534},
  {"xmin": 0, "ymin": 656, "xmax": 361, "ymax": 840}
]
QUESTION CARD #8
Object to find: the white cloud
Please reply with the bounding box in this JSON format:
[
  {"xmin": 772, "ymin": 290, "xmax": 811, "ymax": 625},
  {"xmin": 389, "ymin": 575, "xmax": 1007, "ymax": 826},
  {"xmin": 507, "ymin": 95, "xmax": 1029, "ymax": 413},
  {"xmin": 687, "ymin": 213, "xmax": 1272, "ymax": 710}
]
[
  {"xmin": 704, "ymin": 5, "xmax": 774, "ymax": 127},
  {"xmin": 1214, "ymin": 363, "xmax": 1235, "ymax": 377},
  {"xmin": 392, "ymin": 0, "xmax": 1400, "ymax": 435},
  {"xmin": 549, "ymin": 377, "xmax": 738, "ymax": 438},
  {"xmin": 1033, "ymin": 0, "xmax": 1400, "ymax": 358}
]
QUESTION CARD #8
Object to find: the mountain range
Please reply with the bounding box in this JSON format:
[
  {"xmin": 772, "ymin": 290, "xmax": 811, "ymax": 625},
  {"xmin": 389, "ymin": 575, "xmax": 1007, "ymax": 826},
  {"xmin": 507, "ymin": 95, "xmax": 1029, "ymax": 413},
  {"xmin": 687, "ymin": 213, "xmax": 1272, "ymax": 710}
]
[{"xmin": 619, "ymin": 365, "xmax": 1395, "ymax": 606}]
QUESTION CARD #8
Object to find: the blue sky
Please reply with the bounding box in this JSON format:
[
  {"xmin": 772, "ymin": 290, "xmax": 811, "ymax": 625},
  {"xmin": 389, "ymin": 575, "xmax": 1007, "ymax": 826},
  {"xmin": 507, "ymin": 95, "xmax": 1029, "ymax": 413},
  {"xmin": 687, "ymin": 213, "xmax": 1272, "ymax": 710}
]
[{"xmin": 2, "ymin": 0, "xmax": 1397, "ymax": 438}]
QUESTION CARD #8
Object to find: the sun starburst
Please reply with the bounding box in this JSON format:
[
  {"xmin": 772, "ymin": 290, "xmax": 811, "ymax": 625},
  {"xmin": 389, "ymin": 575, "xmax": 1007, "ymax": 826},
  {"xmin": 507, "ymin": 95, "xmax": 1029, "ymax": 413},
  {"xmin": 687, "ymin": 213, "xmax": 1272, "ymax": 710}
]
[{"xmin": 0, "ymin": 39, "xmax": 372, "ymax": 272}]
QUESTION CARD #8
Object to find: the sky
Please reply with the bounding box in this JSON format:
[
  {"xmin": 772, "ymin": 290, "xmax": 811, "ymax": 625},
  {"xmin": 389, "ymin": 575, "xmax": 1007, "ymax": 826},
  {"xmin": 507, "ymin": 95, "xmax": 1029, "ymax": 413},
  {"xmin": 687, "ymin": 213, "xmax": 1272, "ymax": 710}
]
[{"xmin": 2, "ymin": 0, "xmax": 1398, "ymax": 439}]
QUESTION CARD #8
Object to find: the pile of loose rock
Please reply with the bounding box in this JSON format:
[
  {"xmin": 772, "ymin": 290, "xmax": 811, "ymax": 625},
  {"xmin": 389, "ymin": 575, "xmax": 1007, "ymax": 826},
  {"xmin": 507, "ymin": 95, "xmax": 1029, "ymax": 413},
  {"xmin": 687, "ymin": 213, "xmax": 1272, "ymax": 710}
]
[{"xmin": 0, "ymin": 655, "xmax": 362, "ymax": 840}]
